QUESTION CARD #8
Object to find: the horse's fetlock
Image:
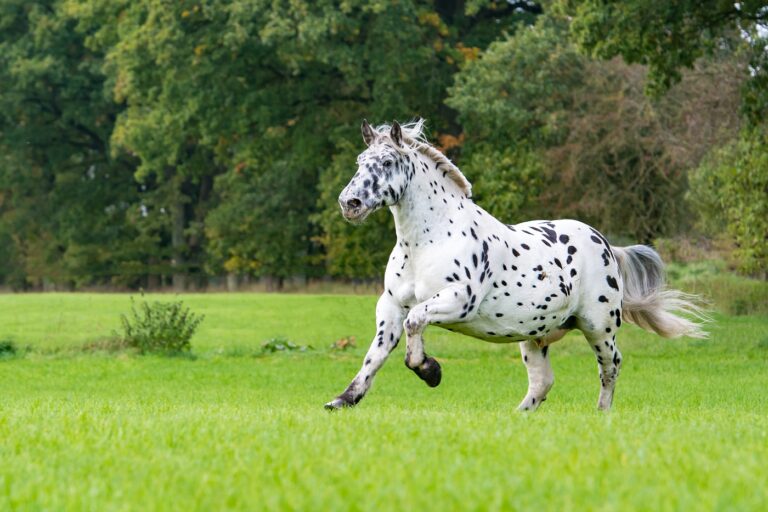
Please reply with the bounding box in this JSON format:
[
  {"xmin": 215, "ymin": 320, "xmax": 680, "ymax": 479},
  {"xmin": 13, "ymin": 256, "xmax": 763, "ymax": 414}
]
[{"xmin": 541, "ymin": 378, "xmax": 554, "ymax": 395}]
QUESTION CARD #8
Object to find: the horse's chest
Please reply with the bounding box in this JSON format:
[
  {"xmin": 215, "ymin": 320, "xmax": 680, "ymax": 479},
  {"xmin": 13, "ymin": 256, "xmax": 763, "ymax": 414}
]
[{"xmin": 409, "ymin": 246, "xmax": 469, "ymax": 301}]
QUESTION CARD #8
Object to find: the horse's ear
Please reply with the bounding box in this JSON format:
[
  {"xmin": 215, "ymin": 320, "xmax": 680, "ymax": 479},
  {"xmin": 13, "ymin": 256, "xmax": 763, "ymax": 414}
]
[
  {"xmin": 361, "ymin": 119, "xmax": 376, "ymax": 146},
  {"xmin": 390, "ymin": 121, "xmax": 402, "ymax": 147}
]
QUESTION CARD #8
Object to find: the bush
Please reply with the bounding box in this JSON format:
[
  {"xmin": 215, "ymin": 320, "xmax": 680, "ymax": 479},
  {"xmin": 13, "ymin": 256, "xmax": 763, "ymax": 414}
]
[
  {"xmin": 260, "ymin": 337, "xmax": 312, "ymax": 353},
  {"xmin": 669, "ymin": 267, "xmax": 768, "ymax": 316},
  {"xmin": 0, "ymin": 339, "xmax": 17, "ymax": 358},
  {"xmin": 118, "ymin": 296, "xmax": 204, "ymax": 354},
  {"xmin": 689, "ymin": 128, "xmax": 768, "ymax": 277}
]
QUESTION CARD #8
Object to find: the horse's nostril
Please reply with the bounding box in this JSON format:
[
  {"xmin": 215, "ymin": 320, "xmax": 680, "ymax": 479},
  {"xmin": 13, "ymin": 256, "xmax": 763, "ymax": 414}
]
[{"xmin": 346, "ymin": 198, "xmax": 362, "ymax": 210}]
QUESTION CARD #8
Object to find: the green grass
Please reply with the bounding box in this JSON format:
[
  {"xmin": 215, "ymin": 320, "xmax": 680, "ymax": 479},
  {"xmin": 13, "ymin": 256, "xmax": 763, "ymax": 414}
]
[{"xmin": 1, "ymin": 294, "xmax": 767, "ymax": 511}]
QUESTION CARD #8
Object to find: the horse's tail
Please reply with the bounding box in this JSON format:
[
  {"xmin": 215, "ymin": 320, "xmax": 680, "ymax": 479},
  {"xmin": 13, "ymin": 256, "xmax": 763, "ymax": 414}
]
[{"xmin": 612, "ymin": 245, "xmax": 708, "ymax": 339}]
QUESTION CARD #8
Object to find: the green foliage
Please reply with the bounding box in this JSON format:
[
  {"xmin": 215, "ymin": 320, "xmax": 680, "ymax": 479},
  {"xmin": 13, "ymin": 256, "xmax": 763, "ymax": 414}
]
[
  {"xmin": 205, "ymin": 158, "xmax": 318, "ymax": 281},
  {"xmin": 671, "ymin": 267, "xmax": 768, "ymax": 316},
  {"xmin": 562, "ymin": 0, "xmax": 767, "ymax": 121},
  {"xmin": 742, "ymin": 32, "xmax": 768, "ymax": 124},
  {"xmin": 554, "ymin": 1, "xmax": 766, "ymax": 256},
  {"xmin": 448, "ymin": 15, "xmax": 698, "ymax": 241},
  {"xmin": 446, "ymin": 18, "xmax": 578, "ymax": 224},
  {"xmin": 689, "ymin": 129, "xmax": 768, "ymax": 276},
  {"xmin": 447, "ymin": 17, "xmax": 582, "ymax": 147},
  {"xmin": 0, "ymin": 1, "xmax": 763, "ymax": 284},
  {"xmin": 118, "ymin": 296, "xmax": 204, "ymax": 354},
  {"xmin": 260, "ymin": 337, "xmax": 313, "ymax": 354},
  {"xmin": 313, "ymin": 137, "xmax": 395, "ymax": 278},
  {"xmin": 461, "ymin": 145, "xmax": 546, "ymax": 222},
  {"xmin": 0, "ymin": 338, "xmax": 17, "ymax": 358},
  {"xmin": 0, "ymin": 0, "xmax": 143, "ymax": 288}
]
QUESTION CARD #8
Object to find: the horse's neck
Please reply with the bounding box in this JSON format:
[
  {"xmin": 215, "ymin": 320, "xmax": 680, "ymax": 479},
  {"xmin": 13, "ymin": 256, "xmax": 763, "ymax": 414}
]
[{"xmin": 390, "ymin": 152, "xmax": 472, "ymax": 247}]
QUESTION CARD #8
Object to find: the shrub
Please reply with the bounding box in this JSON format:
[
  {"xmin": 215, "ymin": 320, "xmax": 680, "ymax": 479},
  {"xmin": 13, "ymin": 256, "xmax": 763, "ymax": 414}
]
[
  {"xmin": 670, "ymin": 269, "xmax": 768, "ymax": 316},
  {"xmin": 688, "ymin": 128, "xmax": 768, "ymax": 277},
  {"xmin": 118, "ymin": 296, "xmax": 204, "ymax": 354},
  {"xmin": 261, "ymin": 337, "xmax": 312, "ymax": 353},
  {"xmin": 0, "ymin": 339, "xmax": 17, "ymax": 358}
]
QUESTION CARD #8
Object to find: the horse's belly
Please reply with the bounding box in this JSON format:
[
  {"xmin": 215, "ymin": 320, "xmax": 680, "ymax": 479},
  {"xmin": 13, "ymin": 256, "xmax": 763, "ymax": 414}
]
[
  {"xmin": 439, "ymin": 321, "xmax": 529, "ymax": 343},
  {"xmin": 442, "ymin": 299, "xmax": 572, "ymax": 343}
]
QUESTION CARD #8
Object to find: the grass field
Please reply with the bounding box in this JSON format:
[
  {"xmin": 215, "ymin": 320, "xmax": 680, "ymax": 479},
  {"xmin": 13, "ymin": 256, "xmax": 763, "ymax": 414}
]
[{"xmin": 1, "ymin": 293, "xmax": 767, "ymax": 511}]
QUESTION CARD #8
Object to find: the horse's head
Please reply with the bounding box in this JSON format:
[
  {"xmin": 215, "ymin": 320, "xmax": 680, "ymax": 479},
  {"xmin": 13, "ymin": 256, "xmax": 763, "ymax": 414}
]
[{"xmin": 338, "ymin": 120, "xmax": 412, "ymax": 223}]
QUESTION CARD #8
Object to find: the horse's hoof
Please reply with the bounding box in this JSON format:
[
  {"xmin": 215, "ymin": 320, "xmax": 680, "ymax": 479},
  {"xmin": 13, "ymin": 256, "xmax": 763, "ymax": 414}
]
[
  {"xmin": 516, "ymin": 395, "xmax": 546, "ymax": 412},
  {"xmin": 324, "ymin": 397, "xmax": 354, "ymax": 411},
  {"xmin": 417, "ymin": 357, "xmax": 442, "ymax": 388}
]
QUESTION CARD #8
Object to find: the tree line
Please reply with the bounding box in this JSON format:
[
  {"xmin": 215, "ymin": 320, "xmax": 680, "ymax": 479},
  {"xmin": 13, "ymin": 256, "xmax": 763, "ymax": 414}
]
[{"xmin": 1, "ymin": 0, "xmax": 766, "ymax": 290}]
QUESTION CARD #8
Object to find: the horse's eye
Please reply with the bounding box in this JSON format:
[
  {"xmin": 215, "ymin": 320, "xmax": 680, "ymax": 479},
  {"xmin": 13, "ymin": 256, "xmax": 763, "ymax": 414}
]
[{"xmin": 383, "ymin": 160, "xmax": 393, "ymax": 168}]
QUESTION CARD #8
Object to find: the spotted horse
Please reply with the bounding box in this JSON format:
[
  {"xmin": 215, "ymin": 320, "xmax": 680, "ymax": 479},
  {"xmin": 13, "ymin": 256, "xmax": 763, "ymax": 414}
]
[{"xmin": 325, "ymin": 120, "xmax": 706, "ymax": 412}]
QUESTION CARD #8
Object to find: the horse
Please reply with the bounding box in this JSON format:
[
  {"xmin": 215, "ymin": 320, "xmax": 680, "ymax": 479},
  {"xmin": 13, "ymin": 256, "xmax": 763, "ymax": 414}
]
[{"xmin": 325, "ymin": 119, "xmax": 706, "ymax": 411}]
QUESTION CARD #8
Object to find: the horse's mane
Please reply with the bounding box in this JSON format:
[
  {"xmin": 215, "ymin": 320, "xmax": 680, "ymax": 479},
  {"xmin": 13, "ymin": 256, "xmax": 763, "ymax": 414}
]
[{"xmin": 373, "ymin": 120, "xmax": 472, "ymax": 197}]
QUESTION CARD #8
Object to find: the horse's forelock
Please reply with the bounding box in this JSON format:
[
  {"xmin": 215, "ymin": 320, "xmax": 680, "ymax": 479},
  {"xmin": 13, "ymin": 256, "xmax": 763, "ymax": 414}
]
[{"xmin": 373, "ymin": 119, "xmax": 427, "ymax": 146}]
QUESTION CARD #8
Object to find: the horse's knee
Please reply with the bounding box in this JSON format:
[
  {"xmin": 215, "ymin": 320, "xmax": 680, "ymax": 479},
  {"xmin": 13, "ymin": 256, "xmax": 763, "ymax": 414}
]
[{"xmin": 404, "ymin": 310, "xmax": 427, "ymax": 336}]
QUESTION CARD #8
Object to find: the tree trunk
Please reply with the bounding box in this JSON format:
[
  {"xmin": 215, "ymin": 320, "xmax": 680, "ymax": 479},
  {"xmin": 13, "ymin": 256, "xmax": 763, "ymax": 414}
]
[
  {"xmin": 263, "ymin": 275, "xmax": 284, "ymax": 291},
  {"xmin": 226, "ymin": 273, "xmax": 238, "ymax": 292},
  {"xmin": 170, "ymin": 176, "xmax": 187, "ymax": 292}
]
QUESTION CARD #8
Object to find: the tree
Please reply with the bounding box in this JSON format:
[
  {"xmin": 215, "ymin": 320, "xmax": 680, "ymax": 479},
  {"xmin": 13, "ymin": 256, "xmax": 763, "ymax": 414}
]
[
  {"xmin": 205, "ymin": 134, "xmax": 326, "ymax": 287},
  {"xmin": 559, "ymin": 0, "xmax": 766, "ymax": 270},
  {"xmin": 5, "ymin": 0, "xmax": 753, "ymax": 287},
  {"xmin": 689, "ymin": 128, "xmax": 768, "ymax": 277},
  {"xmin": 71, "ymin": 0, "xmax": 235, "ymax": 290},
  {"xmin": 560, "ymin": 0, "xmax": 768, "ymax": 121},
  {"xmin": 0, "ymin": 0, "xmax": 142, "ymax": 289},
  {"xmin": 312, "ymin": 134, "xmax": 395, "ymax": 280},
  {"xmin": 448, "ymin": 15, "xmax": 743, "ymax": 242},
  {"xmin": 257, "ymin": 0, "xmax": 538, "ymax": 278},
  {"xmin": 448, "ymin": 17, "xmax": 580, "ymax": 147}
]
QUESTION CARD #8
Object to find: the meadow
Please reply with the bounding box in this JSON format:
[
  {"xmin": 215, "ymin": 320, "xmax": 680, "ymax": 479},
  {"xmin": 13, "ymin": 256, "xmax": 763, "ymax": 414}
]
[{"xmin": 1, "ymin": 293, "xmax": 767, "ymax": 511}]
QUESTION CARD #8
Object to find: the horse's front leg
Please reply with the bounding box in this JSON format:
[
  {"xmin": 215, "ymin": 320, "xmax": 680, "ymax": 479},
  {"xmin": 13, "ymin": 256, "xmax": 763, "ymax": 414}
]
[
  {"xmin": 404, "ymin": 285, "xmax": 474, "ymax": 387},
  {"xmin": 324, "ymin": 295, "xmax": 405, "ymax": 410}
]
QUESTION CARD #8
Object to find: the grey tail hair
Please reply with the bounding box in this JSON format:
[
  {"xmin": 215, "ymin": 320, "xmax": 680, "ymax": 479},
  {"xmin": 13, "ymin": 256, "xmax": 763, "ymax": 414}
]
[{"xmin": 613, "ymin": 245, "xmax": 708, "ymax": 339}]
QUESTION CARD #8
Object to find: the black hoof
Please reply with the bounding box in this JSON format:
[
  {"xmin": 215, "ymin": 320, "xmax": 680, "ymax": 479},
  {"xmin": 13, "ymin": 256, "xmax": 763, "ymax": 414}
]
[{"xmin": 415, "ymin": 357, "xmax": 442, "ymax": 388}]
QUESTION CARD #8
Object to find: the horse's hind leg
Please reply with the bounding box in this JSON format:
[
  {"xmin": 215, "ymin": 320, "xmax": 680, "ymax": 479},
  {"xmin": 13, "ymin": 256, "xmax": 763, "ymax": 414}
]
[
  {"xmin": 583, "ymin": 324, "xmax": 623, "ymax": 411},
  {"xmin": 517, "ymin": 340, "xmax": 554, "ymax": 411}
]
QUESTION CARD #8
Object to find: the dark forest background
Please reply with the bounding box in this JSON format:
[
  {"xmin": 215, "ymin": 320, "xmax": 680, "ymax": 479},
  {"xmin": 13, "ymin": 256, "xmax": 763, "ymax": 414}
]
[{"xmin": 1, "ymin": 0, "xmax": 766, "ymax": 291}]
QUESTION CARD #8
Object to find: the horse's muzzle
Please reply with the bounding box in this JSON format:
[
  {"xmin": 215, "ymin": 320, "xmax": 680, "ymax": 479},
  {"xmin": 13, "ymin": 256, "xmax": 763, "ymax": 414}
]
[
  {"xmin": 340, "ymin": 204, "xmax": 370, "ymax": 224},
  {"xmin": 338, "ymin": 192, "xmax": 370, "ymax": 223}
]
